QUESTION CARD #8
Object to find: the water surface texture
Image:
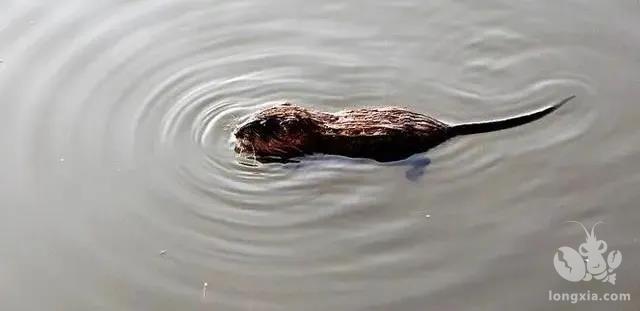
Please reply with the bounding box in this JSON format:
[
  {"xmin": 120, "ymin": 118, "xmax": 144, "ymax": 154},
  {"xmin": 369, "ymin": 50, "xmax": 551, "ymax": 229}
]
[{"xmin": 1, "ymin": 1, "xmax": 640, "ymax": 310}]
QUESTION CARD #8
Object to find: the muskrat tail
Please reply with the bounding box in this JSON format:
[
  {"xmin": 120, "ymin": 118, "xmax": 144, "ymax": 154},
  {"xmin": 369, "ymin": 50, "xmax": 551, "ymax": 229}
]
[{"xmin": 449, "ymin": 95, "xmax": 575, "ymax": 136}]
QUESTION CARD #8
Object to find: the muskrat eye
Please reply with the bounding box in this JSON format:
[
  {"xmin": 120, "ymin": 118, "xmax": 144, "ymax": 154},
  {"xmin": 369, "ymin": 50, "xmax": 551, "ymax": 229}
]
[{"xmin": 260, "ymin": 118, "xmax": 280, "ymax": 130}]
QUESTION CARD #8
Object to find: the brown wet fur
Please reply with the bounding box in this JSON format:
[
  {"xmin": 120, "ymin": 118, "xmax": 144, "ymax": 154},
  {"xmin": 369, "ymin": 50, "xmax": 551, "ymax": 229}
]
[{"xmin": 234, "ymin": 96, "xmax": 573, "ymax": 163}]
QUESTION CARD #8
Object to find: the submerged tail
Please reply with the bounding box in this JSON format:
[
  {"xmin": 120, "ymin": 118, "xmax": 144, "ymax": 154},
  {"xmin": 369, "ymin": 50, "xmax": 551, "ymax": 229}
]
[{"xmin": 449, "ymin": 95, "xmax": 575, "ymax": 136}]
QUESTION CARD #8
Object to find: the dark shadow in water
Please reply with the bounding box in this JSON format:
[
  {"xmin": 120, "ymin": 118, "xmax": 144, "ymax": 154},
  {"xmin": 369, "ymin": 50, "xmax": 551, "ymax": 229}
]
[
  {"xmin": 401, "ymin": 156, "xmax": 431, "ymax": 182},
  {"xmin": 287, "ymin": 154, "xmax": 432, "ymax": 182}
]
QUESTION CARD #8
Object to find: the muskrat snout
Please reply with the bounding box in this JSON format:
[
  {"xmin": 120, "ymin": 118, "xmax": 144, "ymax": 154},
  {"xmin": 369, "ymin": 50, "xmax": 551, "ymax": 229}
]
[{"xmin": 233, "ymin": 117, "xmax": 287, "ymax": 158}]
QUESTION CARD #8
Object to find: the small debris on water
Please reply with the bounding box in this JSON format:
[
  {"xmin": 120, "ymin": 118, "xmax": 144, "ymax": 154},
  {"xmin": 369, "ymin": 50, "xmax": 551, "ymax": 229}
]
[
  {"xmin": 202, "ymin": 282, "xmax": 208, "ymax": 298},
  {"xmin": 425, "ymin": 214, "xmax": 431, "ymax": 219},
  {"xmin": 159, "ymin": 249, "xmax": 167, "ymax": 256}
]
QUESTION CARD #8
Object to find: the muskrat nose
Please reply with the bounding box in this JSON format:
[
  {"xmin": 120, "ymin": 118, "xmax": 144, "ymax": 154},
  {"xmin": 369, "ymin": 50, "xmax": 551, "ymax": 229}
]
[{"xmin": 234, "ymin": 127, "xmax": 249, "ymax": 139}]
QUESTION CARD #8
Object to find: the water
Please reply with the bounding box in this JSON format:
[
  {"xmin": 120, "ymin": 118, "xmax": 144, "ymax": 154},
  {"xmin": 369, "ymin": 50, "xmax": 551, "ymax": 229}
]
[{"xmin": 1, "ymin": 1, "xmax": 639, "ymax": 310}]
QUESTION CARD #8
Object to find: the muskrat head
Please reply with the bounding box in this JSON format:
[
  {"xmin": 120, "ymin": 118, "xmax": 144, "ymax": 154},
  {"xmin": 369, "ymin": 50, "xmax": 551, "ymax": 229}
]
[{"xmin": 233, "ymin": 103, "xmax": 320, "ymax": 161}]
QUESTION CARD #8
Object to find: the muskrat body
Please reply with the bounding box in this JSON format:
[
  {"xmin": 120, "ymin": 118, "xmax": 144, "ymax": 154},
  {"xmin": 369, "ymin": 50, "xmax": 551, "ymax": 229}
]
[{"xmin": 234, "ymin": 96, "xmax": 574, "ymax": 163}]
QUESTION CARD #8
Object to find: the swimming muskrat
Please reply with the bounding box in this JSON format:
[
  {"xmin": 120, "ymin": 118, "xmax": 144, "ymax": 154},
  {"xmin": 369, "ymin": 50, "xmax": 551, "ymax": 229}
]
[{"xmin": 234, "ymin": 96, "xmax": 574, "ymax": 163}]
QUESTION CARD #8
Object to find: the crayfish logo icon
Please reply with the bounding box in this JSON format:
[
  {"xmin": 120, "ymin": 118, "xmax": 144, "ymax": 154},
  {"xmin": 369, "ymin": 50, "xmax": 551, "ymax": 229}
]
[{"xmin": 553, "ymin": 221, "xmax": 622, "ymax": 285}]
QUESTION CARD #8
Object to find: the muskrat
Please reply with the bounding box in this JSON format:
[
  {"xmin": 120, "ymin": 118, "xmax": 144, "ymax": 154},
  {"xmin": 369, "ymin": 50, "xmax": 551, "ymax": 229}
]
[{"xmin": 234, "ymin": 96, "xmax": 574, "ymax": 163}]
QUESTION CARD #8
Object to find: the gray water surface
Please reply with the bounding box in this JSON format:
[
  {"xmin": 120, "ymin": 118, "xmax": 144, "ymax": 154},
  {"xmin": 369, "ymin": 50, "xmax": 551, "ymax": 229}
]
[{"xmin": 1, "ymin": 1, "xmax": 639, "ymax": 310}]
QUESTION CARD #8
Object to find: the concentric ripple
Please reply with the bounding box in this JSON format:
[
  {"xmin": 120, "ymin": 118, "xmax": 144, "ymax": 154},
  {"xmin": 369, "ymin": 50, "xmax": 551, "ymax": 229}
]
[{"xmin": 3, "ymin": 0, "xmax": 639, "ymax": 310}]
